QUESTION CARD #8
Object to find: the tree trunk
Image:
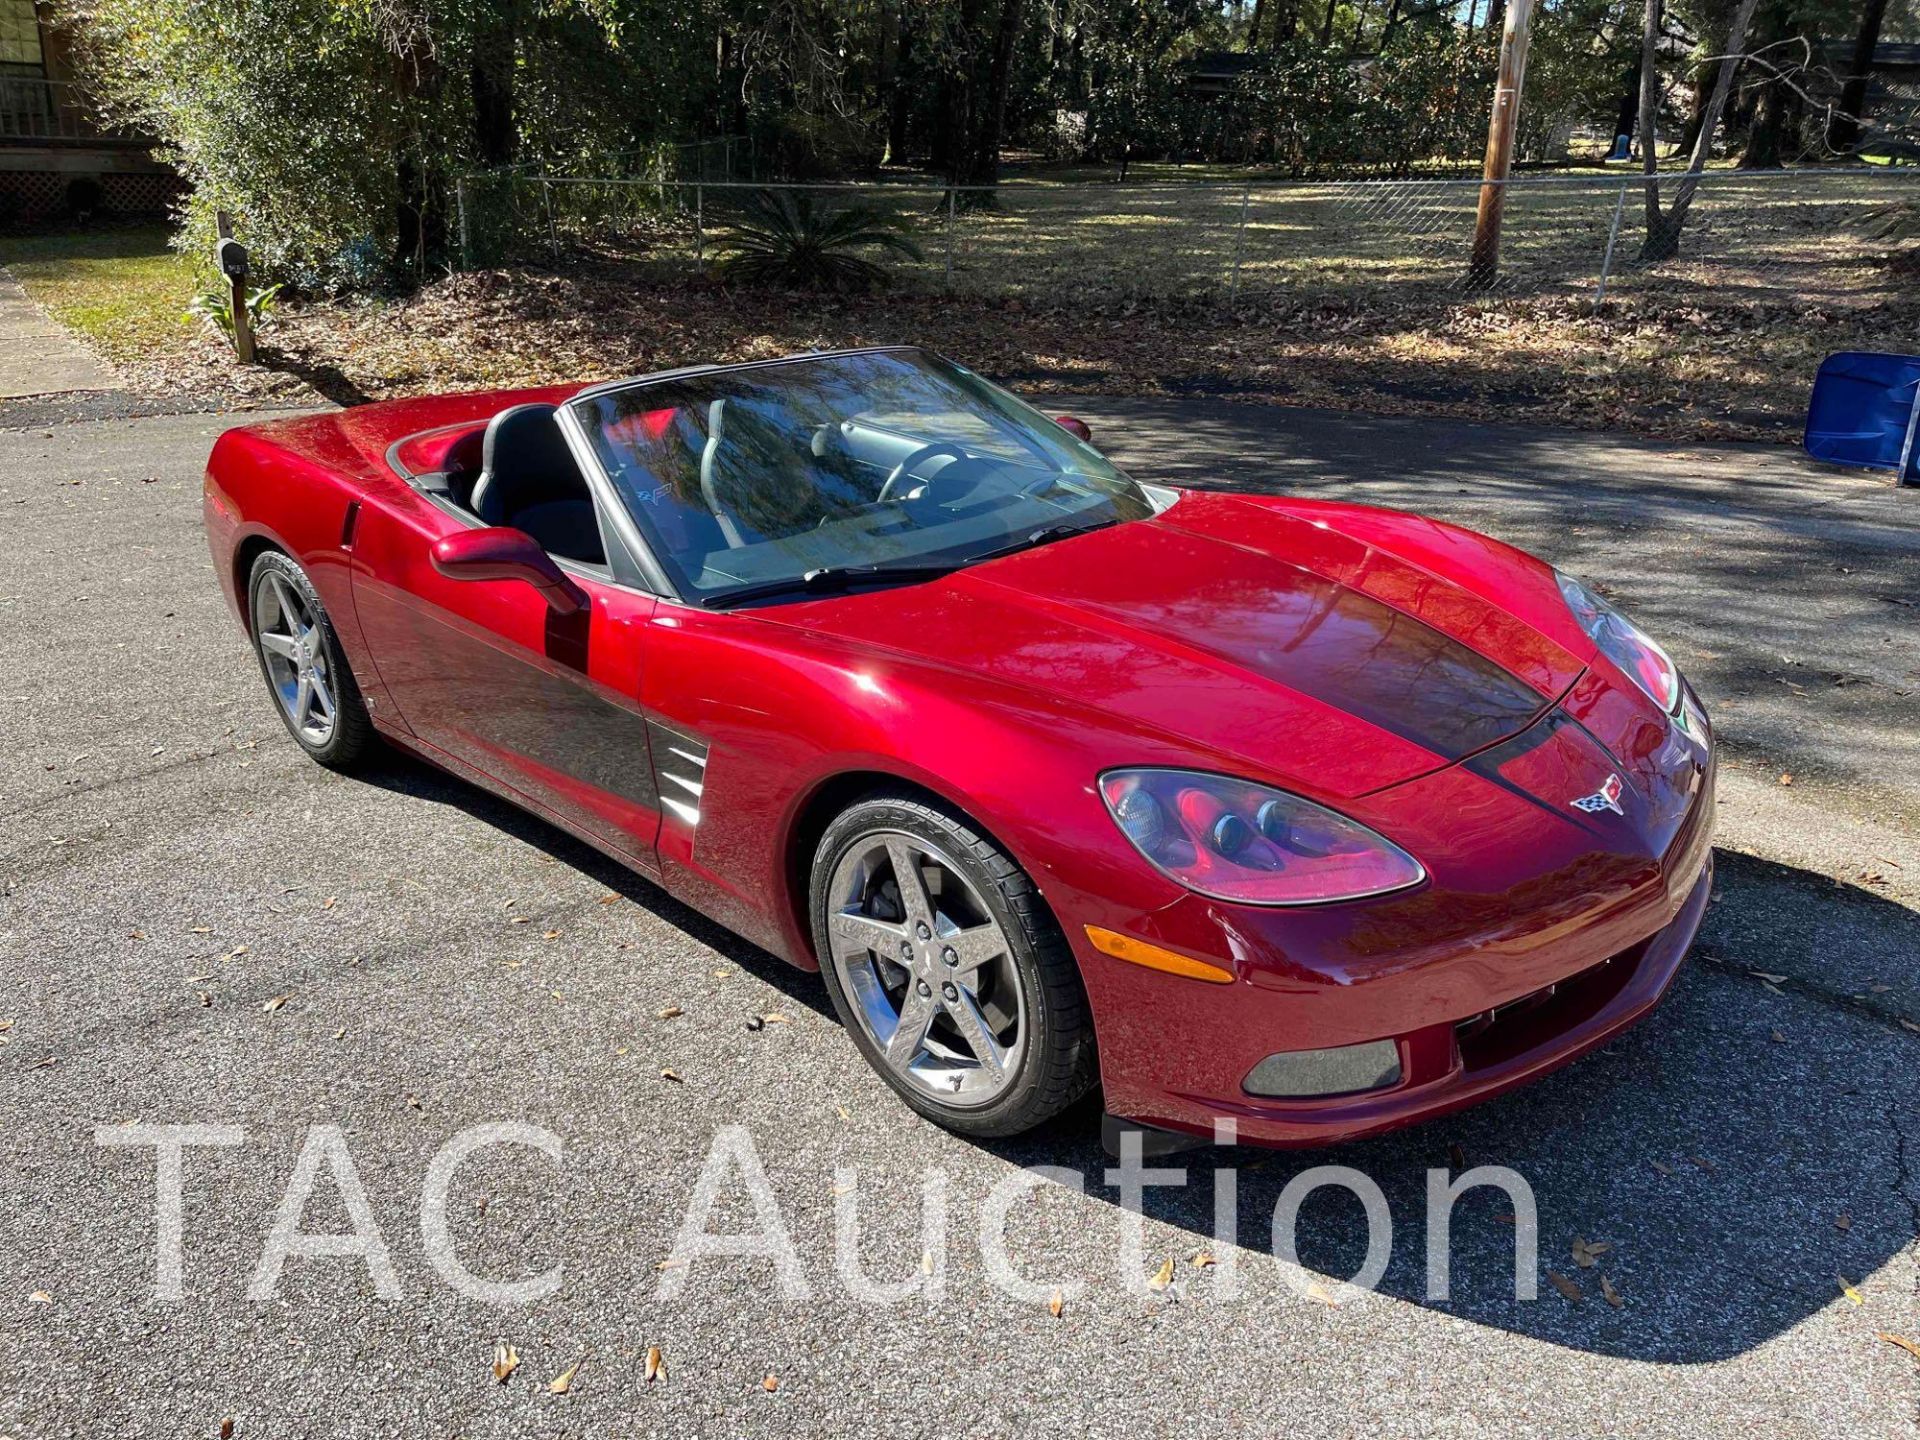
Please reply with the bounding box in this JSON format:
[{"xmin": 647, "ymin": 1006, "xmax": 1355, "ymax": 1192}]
[
  {"xmin": 1829, "ymin": 0, "xmax": 1890, "ymax": 153},
  {"xmin": 1612, "ymin": 60, "xmax": 1639, "ymax": 147},
  {"xmin": 1643, "ymin": 0, "xmax": 1759, "ymax": 258},
  {"xmin": 1637, "ymin": 0, "xmax": 1665, "ymax": 251},
  {"xmin": 958, "ymin": 0, "xmax": 1024, "ymax": 189},
  {"xmin": 888, "ymin": 10, "xmax": 914, "ymax": 161},
  {"xmin": 388, "ymin": 39, "xmax": 444, "ymax": 279},
  {"xmin": 1676, "ymin": 42, "xmax": 1719, "ymax": 157},
  {"xmin": 1379, "ymin": 0, "xmax": 1405, "ymax": 49},
  {"xmin": 1275, "ymin": 0, "xmax": 1299, "ymax": 42},
  {"xmin": 469, "ymin": 15, "xmax": 516, "ymax": 169},
  {"xmin": 1318, "ymin": 0, "xmax": 1336, "ymax": 46},
  {"xmin": 1739, "ymin": 78, "xmax": 1787, "ymax": 167},
  {"xmin": 1250, "ymin": 0, "xmax": 1267, "ymax": 48},
  {"xmin": 1484, "ymin": 0, "xmax": 1507, "ymax": 36}
]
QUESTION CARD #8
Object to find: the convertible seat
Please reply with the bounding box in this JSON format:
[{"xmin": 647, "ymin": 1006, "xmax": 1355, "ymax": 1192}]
[{"xmin": 470, "ymin": 403, "xmax": 605, "ymax": 564}]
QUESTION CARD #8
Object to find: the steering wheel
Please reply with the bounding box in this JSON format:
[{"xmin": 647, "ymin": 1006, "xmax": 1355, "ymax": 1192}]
[{"xmin": 877, "ymin": 442, "xmax": 971, "ymax": 504}]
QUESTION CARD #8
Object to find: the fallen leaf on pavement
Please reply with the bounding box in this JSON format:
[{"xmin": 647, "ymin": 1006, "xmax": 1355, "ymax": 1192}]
[
  {"xmin": 654, "ymin": 1258, "xmax": 685, "ymax": 1272},
  {"xmin": 1770, "ymin": 1029, "xmax": 1787, "ymax": 1043},
  {"xmin": 1835, "ymin": 1213, "xmax": 1852, "ymax": 1232},
  {"xmin": 1750, "ymin": 972, "xmax": 1788, "ymax": 986},
  {"xmin": 762, "ymin": 1013, "xmax": 790, "ymax": 1025},
  {"xmin": 1448, "ymin": 1142, "xmax": 1466, "ymax": 1170},
  {"xmin": 920, "ymin": 1250, "xmax": 933, "ymax": 1277},
  {"xmin": 761, "ymin": 1374, "xmax": 780, "ymax": 1393},
  {"xmin": 261, "ymin": 995, "xmax": 290, "ymax": 1013},
  {"xmin": 1048, "ymin": 1288, "xmax": 1064, "ymax": 1318},
  {"xmin": 1689, "ymin": 1155, "xmax": 1716, "ymax": 1173},
  {"xmin": 1572, "ymin": 1237, "xmax": 1612, "ymax": 1268},
  {"xmin": 1838, "ymin": 1275, "xmax": 1864, "ymax": 1305},
  {"xmin": 28, "ymin": 1290, "xmax": 51, "ymax": 1303},
  {"xmin": 660, "ymin": 1069, "xmax": 683, "ymax": 1084},
  {"xmin": 1304, "ymin": 1281, "xmax": 1340, "ymax": 1307},
  {"xmin": 1600, "ymin": 1274, "xmax": 1623, "ymax": 1308},
  {"xmin": 1547, "ymin": 1270, "xmax": 1583, "ymax": 1304},
  {"xmin": 549, "ymin": 1356, "xmax": 585, "ymax": 1394},
  {"xmin": 219, "ymin": 1419, "xmax": 234, "ymax": 1439},
  {"xmin": 1190, "ymin": 1250, "xmax": 1217, "ymax": 1268},
  {"xmin": 1877, "ymin": 1333, "xmax": 1920, "ymax": 1361},
  {"xmin": 1778, "ymin": 773, "xmax": 1792, "ymax": 786},
  {"xmin": 656, "ymin": 1006, "xmax": 683, "ymax": 1019},
  {"xmin": 645, "ymin": 1345, "xmax": 666, "ymax": 1383},
  {"xmin": 1148, "ymin": 1256, "xmax": 1175, "ymax": 1292},
  {"xmin": 491, "ymin": 1342, "xmax": 519, "ymax": 1383},
  {"xmin": 1650, "ymin": 1159, "xmax": 1673, "ymax": 1176}
]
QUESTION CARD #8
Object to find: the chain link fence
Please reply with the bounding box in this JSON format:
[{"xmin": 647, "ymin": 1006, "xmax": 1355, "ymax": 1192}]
[{"xmin": 456, "ymin": 166, "xmax": 1920, "ymax": 310}]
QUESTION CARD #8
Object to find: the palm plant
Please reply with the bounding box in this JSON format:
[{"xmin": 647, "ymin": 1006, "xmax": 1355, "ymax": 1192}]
[
  {"xmin": 715, "ymin": 190, "xmax": 925, "ymax": 290},
  {"xmin": 1860, "ymin": 199, "xmax": 1920, "ymax": 275}
]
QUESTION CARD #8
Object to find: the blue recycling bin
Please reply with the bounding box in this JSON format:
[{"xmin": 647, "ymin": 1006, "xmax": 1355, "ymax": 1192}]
[{"xmin": 1804, "ymin": 352, "xmax": 1920, "ymax": 485}]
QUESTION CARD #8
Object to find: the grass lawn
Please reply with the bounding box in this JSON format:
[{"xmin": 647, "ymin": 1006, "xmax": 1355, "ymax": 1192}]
[{"xmin": 0, "ymin": 224, "xmax": 197, "ymax": 366}]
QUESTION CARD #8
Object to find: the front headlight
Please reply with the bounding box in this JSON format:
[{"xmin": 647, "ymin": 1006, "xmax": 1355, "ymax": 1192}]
[
  {"xmin": 1555, "ymin": 570, "xmax": 1681, "ymax": 714},
  {"xmin": 1099, "ymin": 769, "xmax": 1426, "ymax": 906}
]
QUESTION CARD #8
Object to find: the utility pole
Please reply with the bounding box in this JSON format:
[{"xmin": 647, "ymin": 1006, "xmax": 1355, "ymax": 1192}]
[{"xmin": 1465, "ymin": 0, "xmax": 1535, "ymax": 290}]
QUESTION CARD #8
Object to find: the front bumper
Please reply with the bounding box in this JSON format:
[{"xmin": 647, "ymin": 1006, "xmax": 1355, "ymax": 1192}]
[{"xmin": 1076, "ymin": 714, "xmax": 1716, "ymax": 1149}]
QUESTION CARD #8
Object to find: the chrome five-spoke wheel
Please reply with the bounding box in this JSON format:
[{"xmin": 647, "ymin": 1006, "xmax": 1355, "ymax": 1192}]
[
  {"xmin": 246, "ymin": 550, "xmax": 374, "ymax": 770},
  {"xmin": 826, "ymin": 831, "xmax": 1026, "ymax": 1107},
  {"xmin": 812, "ymin": 792, "xmax": 1096, "ymax": 1137},
  {"xmin": 254, "ymin": 569, "xmax": 337, "ymax": 746}
]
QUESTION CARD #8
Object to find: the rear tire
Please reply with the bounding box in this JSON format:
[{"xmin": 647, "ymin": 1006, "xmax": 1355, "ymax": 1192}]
[
  {"xmin": 246, "ymin": 550, "xmax": 376, "ymax": 771},
  {"xmin": 810, "ymin": 790, "xmax": 1097, "ymax": 1138}
]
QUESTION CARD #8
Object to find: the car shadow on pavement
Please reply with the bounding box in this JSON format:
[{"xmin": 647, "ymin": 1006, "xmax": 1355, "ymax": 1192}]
[
  {"xmin": 354, "ymin": 753, "xmax": 838, "ymax": 1023},
  {"xmin": 980, "ymin": 854, "xmax": 1919, "ymax": 1363},
  {"xmin": 356, "ymin": 752, "xmax": 1915, "ymax": 1364}
]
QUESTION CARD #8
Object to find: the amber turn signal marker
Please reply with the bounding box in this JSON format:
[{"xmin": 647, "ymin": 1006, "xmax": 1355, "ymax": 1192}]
[{"xmin": 1084, "ymin": 926, "xmax": 1234, "ymax": 984}]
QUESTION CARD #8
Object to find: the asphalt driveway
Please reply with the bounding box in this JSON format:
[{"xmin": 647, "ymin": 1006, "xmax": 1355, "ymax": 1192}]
[{"xmin": 1, "ymin": 401, "xmax": 1915, "ymax": 1438}]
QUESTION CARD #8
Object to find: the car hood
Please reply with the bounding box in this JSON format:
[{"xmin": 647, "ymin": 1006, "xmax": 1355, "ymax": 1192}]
[{"xmin": 766, "ymin": 491, "xmax": 1590, "ymax": 800}]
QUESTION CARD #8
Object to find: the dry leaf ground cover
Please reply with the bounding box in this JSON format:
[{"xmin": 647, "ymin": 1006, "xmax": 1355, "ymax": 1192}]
[
  {"xmin": 18, "ymin": 170, "xmax": 1915, "ymax": 444},
  {"xmin": 111, "ymin": 261, "xmax": 1913, "ymax": 445}
]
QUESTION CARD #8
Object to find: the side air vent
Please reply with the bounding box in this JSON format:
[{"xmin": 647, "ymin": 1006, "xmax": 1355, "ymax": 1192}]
[{"xmin": 647, "ymin": 720, "xmax": 709, "ymax": 827}]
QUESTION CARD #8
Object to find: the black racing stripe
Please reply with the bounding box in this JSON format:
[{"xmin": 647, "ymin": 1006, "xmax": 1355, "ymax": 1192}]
[{"xmin": 1241, "ymin": 573, "xmax": 1550, "ymax": 761}]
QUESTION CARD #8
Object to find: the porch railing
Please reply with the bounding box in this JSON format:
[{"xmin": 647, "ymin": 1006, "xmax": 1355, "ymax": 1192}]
[{"xmin": 0, "ymin": 77, "xmax": 132, "ymax": 143}]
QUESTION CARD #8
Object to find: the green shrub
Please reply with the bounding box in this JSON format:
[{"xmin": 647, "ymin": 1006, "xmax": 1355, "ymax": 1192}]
[{"xmin": 715, "ymin": 190, "xmax": 924, "ymax": 290}]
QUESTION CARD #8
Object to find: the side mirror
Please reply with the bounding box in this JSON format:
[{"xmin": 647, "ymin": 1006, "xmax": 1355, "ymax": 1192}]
[
  {"xmin": 431, "ymin": 527, "xmax": 588, "ymax": 616},
  {"xmin": 1054, "ymin": 415, "xmax": 1093, "ymax": 444}
]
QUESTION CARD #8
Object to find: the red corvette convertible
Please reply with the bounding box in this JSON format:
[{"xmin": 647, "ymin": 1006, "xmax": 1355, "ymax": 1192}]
[{"xmin": 204, "ymin": 347, "xmax": 1714, "ymax": 1148}]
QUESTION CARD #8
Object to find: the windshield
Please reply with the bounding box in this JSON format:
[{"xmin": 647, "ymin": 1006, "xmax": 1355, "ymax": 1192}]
[{"xmin": 570, "ymin": 349, "xmax": 1154, "ymax": 603}]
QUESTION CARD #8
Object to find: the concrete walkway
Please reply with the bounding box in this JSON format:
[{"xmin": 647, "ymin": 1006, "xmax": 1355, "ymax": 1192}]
[{"xmin": 0, "ymin": 269, "xmax": 119, "ymax": 398}]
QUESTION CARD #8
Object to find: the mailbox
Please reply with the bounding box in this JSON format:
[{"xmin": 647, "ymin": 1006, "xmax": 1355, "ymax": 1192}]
[{"xmin": 216, "ymin": 236, "xmax": 249, "ymax": 281}]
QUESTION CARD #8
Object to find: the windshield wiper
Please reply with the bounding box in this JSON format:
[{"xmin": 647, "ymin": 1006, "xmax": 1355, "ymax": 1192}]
[
  {"xmin": 706, "ymin": 562, "xmax": 963, "ymax": 609},
  {"xmin": 962, "ymin": 517, "xmax": 1121, "ymax": 566},
  {"xmin": 705, "ymin": 520, "xmax": 1121, "ymax": 609}
]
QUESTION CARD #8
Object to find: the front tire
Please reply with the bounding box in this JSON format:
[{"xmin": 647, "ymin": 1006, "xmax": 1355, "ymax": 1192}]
[
  {"xmin": 246, "ymin": 550, "xmax": 376, "ymax": 770},
  {"xmin": 810, "ymin": 791, "xmax": 1097, "ymax": 1138}
]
